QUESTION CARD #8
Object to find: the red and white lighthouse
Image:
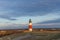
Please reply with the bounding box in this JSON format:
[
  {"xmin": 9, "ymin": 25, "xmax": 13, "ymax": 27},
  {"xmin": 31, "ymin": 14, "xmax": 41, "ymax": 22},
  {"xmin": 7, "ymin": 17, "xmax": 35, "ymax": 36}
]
[{"xmin": 29, "ymin": 19, "xmax": 32, "ymax": 31}]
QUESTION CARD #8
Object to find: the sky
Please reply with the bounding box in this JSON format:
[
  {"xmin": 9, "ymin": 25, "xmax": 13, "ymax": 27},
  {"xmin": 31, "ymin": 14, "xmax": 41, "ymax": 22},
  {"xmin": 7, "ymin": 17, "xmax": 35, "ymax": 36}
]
[{"xmin": 0, "ymin": 0, "xmax": 60, "ymax": 29}]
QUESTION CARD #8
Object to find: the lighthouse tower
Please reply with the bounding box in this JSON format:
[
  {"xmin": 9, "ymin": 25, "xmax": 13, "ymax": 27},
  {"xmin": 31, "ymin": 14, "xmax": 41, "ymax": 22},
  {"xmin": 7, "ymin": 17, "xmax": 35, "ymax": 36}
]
[{"xmin": 29, "ymin": 19, "xmax": 32, "ymax": 31}]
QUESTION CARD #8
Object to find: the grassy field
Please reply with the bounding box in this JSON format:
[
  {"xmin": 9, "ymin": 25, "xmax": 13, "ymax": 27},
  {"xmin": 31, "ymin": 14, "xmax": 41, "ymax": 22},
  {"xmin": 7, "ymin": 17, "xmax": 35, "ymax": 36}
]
[
  {"xmin": 0, "ymin": 31, "xmax": 60, "ymax": 40},
  {"xmin": 21, "ymin": 32, "xmax": 60, "ymax": 40}
]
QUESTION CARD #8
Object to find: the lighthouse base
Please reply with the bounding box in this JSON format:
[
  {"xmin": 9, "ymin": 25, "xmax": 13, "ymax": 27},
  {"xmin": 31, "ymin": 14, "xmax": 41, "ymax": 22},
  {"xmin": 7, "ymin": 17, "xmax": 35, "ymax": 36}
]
[{"xmin": 29, "ymin": 29, "xmax": 32, "ymax": 32}]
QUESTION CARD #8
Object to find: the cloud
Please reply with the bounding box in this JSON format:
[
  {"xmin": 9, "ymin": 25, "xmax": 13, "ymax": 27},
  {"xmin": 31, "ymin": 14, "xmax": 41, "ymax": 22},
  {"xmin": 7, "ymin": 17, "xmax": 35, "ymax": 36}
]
[
  {"xmin": 0, "ymin": 0, "xmax": 60, "ymax": 20},
  {"xmin": 38, "ymin": 19, "xmax": 60, "ymax": 24},
  {"xmin": 0, "ymin": 23, "xmax": 27, "ymax": 29},
  {"xmin": 33, "ymin": 23, "xmax": 60, "ymax": 26},
  {"xmin": 34, "ymin": 19, "xmax": 60, "ymax": 28}
]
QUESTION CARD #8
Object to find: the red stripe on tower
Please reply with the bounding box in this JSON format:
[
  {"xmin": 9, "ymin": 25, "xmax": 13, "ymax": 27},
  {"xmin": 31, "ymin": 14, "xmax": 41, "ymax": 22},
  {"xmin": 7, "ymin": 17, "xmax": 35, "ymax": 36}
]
[{"xmin": 29, "ymin": 19, "xmax": 32, "ymax": 31}]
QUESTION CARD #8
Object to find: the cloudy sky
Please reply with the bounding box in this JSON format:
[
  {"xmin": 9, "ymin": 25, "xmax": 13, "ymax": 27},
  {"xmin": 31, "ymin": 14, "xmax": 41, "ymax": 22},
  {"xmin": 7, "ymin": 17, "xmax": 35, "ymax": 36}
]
[{"xmin": 0, "ymin": 0, "xmax": 60, "ymax": 29}]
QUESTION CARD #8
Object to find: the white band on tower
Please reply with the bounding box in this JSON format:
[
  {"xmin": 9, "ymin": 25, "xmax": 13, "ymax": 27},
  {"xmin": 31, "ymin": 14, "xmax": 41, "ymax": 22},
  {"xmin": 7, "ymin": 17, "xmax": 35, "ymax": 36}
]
[
  {"xmin": 29, "ymin": 23, "xmax": 32, "ymax": 25},
  {"xmin": 29, "ymin": 28, "xmax": 32, "ymax": 31}
]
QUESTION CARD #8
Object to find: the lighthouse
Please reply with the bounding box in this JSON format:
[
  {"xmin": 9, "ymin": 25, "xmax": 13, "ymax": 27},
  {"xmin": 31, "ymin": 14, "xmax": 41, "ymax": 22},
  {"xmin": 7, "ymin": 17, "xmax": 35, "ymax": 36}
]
[{"xmin": 29, "ymin": 19, "xmax": 32, "ymax": 31}]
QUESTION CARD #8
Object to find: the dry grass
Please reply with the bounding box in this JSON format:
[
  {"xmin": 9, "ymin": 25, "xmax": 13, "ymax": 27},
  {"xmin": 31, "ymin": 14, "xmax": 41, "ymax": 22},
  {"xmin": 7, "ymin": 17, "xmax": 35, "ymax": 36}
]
[
  {"xmin": 21, "ymin": 32, "xmax": 60, "ymax": 40},
  {"xmin": 0, "ymin": 30, "xmax": 60, "ymax": 40}
]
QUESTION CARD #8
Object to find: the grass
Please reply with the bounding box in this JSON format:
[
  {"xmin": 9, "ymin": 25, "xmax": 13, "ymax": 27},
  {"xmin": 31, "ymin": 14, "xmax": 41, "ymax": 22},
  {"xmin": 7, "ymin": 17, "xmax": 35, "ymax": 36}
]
[
  {"xmin": 0, "ymin": 31, "xmax": 60, "ymax": 40},
  {"xmin": 21, "ymin": 32, "xmax": 60, "ymax": 40},
  {"xmin": 0, "ymin": 32, "xmax": 28, "ymax": 40}
]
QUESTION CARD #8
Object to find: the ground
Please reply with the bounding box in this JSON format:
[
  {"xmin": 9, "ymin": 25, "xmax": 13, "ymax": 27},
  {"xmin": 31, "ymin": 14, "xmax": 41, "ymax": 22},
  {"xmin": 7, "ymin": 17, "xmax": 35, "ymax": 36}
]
[{"xmin": 0, "ymin": 31, "xmax": 60, "ymax": 40}]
